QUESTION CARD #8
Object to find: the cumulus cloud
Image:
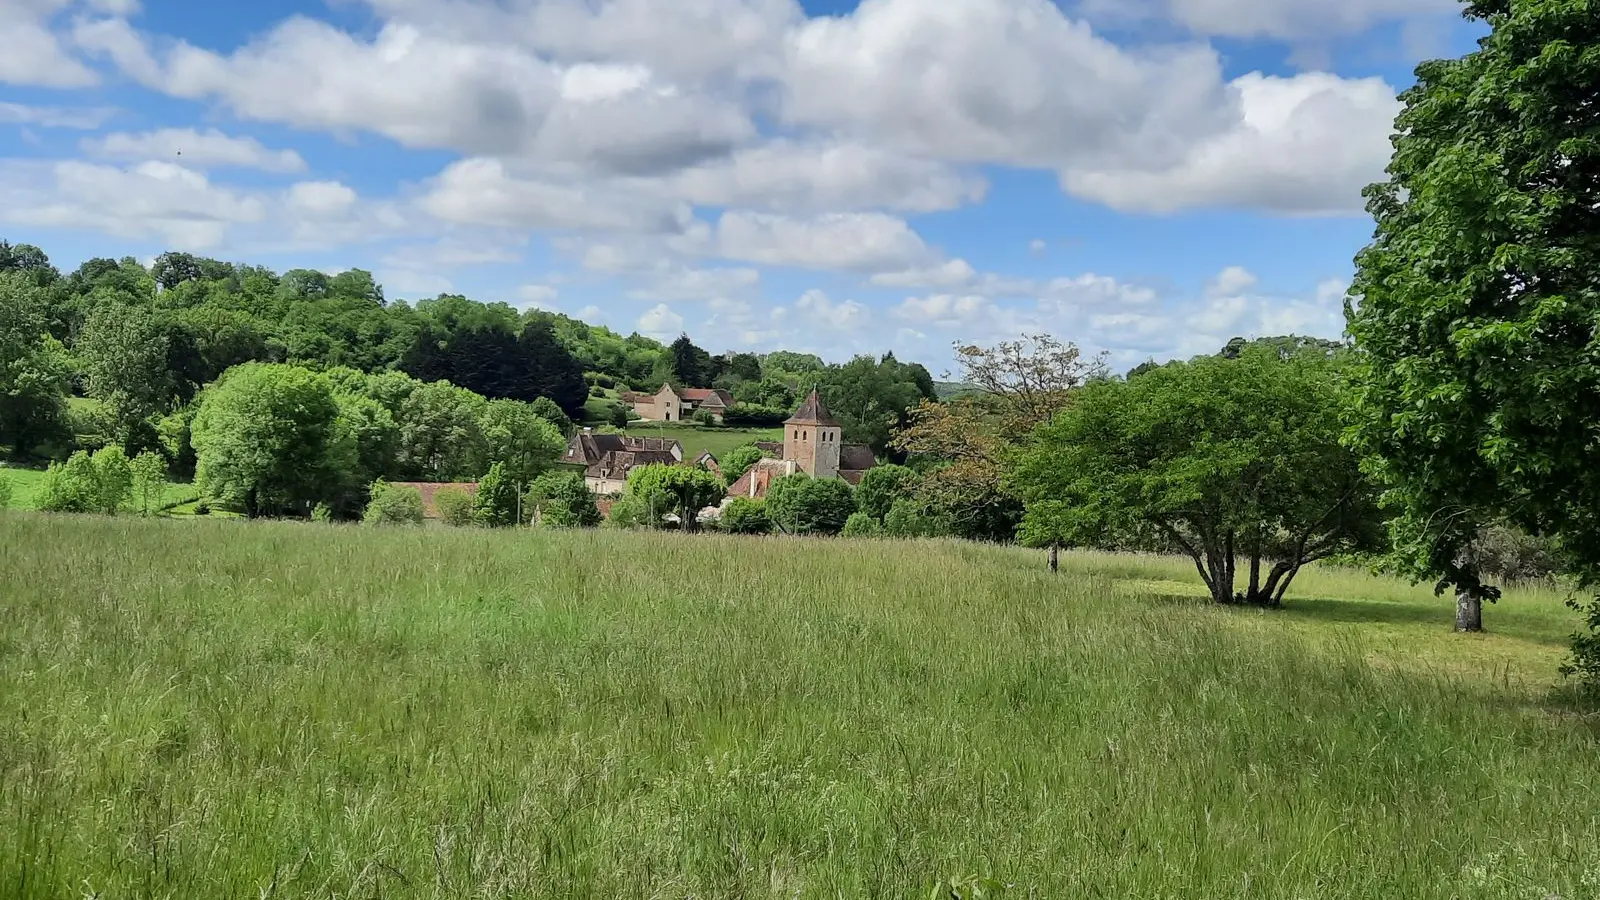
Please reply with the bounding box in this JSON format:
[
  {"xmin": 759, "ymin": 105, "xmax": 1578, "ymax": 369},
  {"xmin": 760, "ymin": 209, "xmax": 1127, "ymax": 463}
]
[
  {"xmin": 422, "ymin": 158, "xmax": 696, "ymax": 233},
  {"xmin": 715, "ymin": 211, "xmax": 938, "ymax": 273},
  {"xmin": 0, "ymin": 101, "xmax": 115, "ymax": 130},
  {"xmin": 0, "ymin": 1, "xmax": 104, "ymax": 88},
  {"xmin": 637, "ymin": 302, "xmax": 685, "ymax": 340},
  {"xmin": 1062, "ymin": 73, "xmax": 1401, "ymax": 216},
  {"xmin": 1083, "ymin": 0, "xmax": 1456, "ymax": 40},
  {"xmin": 84, "ymin": 127, "xmax": 307, "ymax": 172}
]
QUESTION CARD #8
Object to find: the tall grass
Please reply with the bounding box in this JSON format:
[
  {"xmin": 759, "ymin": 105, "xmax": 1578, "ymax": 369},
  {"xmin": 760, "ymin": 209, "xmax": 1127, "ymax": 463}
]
[{"xmin": 1, "ymin": 514, "xmax": 1597, "ymax": 898}]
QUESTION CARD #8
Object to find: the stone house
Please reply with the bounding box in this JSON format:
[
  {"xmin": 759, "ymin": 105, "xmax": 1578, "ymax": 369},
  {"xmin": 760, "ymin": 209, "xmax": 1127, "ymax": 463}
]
[
  {"xmin": 621, "ymin": 384, "xmax": 736, "ymax": 423},
  {"xmin": 584, "ymin": 449, "xmax": 681, "ymax": 496},
  {"xmin": 562, "ymin": 429, "xmax": 683, "ymax": 468}
]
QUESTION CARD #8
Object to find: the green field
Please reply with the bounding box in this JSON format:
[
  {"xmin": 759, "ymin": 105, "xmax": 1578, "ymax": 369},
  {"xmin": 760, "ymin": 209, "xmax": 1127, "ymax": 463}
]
[
  {"xmin": 610, "ymin": 422, "xmax": 785, "ymax": 461},
  {"xmin": 0, "ymin": 463, "xmax": 199, "ymax": 512},
  {"xmin": 2, "ymin": 513, "xmax": 1597, "ymax": 898}
]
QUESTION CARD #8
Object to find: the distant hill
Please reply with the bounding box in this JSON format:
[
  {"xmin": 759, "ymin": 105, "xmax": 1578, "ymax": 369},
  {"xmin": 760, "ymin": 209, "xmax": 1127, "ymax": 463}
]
[{"xmin": 933, "ymin": 381, "xmax": 979, "ymax": 400}]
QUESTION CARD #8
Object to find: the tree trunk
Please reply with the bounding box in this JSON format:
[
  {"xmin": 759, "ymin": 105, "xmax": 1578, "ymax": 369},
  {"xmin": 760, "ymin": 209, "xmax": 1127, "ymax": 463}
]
[
  {"xmin": 1455, "ymin": 589, "xmax": 1483, "ymax": 633},
  {"xmin": 1048, "ymin": 543, "xmax": 1059, "ymax": 574}
]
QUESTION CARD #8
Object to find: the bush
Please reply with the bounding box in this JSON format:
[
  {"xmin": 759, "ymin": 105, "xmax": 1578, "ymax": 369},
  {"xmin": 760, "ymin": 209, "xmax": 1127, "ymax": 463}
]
[
  {"xmin": 529, "ymin": 396, "xmax": 574, "ymax": 436},
  {"xmin": 591, "ymin": 385, "xmax": 608, "ymax": 397},
  {"xmin": 885, "ymin": 498, "xmax": 951, "ymax": 539},
  {"xmin": 129, "ymin": 451, "xmax": 168, "ymax": 516},
  {"xmin": 37, "ymin": 454, "xmax": 97, "ymax": 513},
  {"xmin": 856, "ymin": 464, "xmax": 921, "ymax": 522},
  {"xmin": 434, "ymin": 486, "xmax": 477, "ymax": 527},
  {"xmin": 692, "ymin": 408, "xmax": 718, "ymax": 427},
  {"xmin": 723, "ymin": 404, "xmax": 789, "ymax": 428},
  {"xmin": 767, "ymin": 474, "xmax": 855, "ymax": 536},
  {"xmin": 721, "ymin": 497, "xmax": 772, "ymax": 534},
  {"xmin": 608, "ymin": 404, "xmax": 630, "ymax": 429},
  {"xmin": 722, "ymin": 445, "xmax": 768, "ymax": 486},
  {"xmin": 363, "ymin": 481, "xmax": 424, "ymax": 526},
  {"xmin": 91, "ymin": 446, "xmax": 132, "ymax": 514},
  {"xmin": 842, "ymin": 512, "xmax": 885, "ymax": 538},
  {"xmin": 526, "ymin": 471, "xmax": 602, "ymax": 528},
  {"xmin": 595, "ymin": 374, "xmax": 616, "ymax": 389},
  {"xmin": 0, "ymin": 471, "xmax": 12, "ymax": 511},
  {"xmin": 474, "ymin": 462, "xmax": 521, "ymax": 527},
  {"xmin": 1465, "ymin": 525, "xmax": 1561, "ymax": 584},
  {"xmin": 194, "ymin": 500, "xmax": 211, "ymax": 516},
  {"xmin": 311, "ymin": 502, "xmax": 334, "ymax": 523}
]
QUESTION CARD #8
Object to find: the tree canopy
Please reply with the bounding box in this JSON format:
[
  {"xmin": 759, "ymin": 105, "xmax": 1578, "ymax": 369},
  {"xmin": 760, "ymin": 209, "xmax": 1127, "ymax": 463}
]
[
  {"xmin": 1345, "ymin": 0, "xmax": 1600, "ymax": 642},
  {"xmin": 1013, "ymin": 345, "xmax": 1379, "ymax": 606}
]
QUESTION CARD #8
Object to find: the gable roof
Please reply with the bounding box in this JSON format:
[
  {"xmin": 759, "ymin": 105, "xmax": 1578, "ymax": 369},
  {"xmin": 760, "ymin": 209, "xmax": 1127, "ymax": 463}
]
[
  {"xmin": 786, "ymin": 388, "xmax": 841, "ymax": 427},
  {"xmin": 680, "ymin": 388, "xmax": 735, "ymax": 408},
  {"xmin": 565, "ymin": 431, "xmax": 683, "ymax": 466},
  {"xmin": 840, "ymin": 443, "xmax": 877, "ymax": 472},
  {"xmin": 726, "ymin": 458, "xmax": 797, "ymax": 501},
  {"xmin": 585, "ymin": 450, "xmax": 680, "ymax": 483}
]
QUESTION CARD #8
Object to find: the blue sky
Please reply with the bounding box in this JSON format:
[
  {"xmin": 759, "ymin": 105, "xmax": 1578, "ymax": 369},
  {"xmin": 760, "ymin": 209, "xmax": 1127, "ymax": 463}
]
[{"xmin": 0, "ymin": 0, "xmax": 1482, "ymax": 373}]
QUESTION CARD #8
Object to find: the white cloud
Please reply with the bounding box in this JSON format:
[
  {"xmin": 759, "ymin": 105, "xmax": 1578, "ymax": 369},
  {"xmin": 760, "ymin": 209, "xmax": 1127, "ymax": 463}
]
[
  {"xmin": 627, "ymin": 265, "xmax": 761, "ymax": 302},
  {"xmin": 1062, "ymin": 73, "xmax": 1401, "ymax": 216},
  {"xmin": 894, "ymin": 294, "xmax": 997, "ymax": 329},
  {"xmin": 422, "ymin": 158, "xmax": 696, "ymax": 233},
  {"xmin": 716, "ymin": 211, "xmax": 937, "ymax": 273},
  {"xmin": 287, "ymin": 180, "xmax": 358, "ymax": 216},
  {"xmin": 1207, "ymin": 265, "xmax": 1259, "ymax": 297},
  {"xmin": 0, "ymin": 1, "xmax": 101, "ymax": 88},
  {"xmin": 637, "ymin": 302, "xmax": 685, "ymax": 340},
  {"xmin": 793, "ymin": 289, "xmax": 870, "ymax": 331},
  {"xmin": 1029, "ymin": 239, "xmax": 1049, "ymax": 257},
  {"xmin": 0, "ymin": 101, "xmax": 115, "ymax": 130},
  {"xmin": 0, "ymin": 159, "xmax": 267, "ymax": 249},
  {"xmin": 84, "ymin": 127, "xmax": 307, "ymax": 172}
]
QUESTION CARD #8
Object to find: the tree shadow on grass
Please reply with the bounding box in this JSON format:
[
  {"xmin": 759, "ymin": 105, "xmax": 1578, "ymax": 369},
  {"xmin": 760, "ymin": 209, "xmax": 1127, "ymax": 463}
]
[{"xmin": 1282, "ymin": 596, "xmax": 1571, "ymax": 648}]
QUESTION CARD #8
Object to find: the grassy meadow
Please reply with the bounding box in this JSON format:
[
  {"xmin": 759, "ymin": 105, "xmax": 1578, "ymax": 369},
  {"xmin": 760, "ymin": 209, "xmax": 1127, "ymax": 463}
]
[
  {"xmin": 2, "ymin": 513, "xmax": 1599, "ymax": 898},
  {"xmin": 0, "ymin": 463, "xmax": 199, "ymax": 512}
]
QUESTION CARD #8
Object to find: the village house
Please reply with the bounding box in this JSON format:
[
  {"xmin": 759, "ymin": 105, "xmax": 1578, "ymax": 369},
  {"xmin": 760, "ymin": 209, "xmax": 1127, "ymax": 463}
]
[
  {"xmin": 563, "ymin": 430, "xmax": 684, "ymax": 468},
  {"xmin": 621, "ymin": 384, "xmax": 735, "ymax": 423},
  {"xmin": 391, "ymin": 482, "xmax": 479, "ymax": 521},
  {"xmin": 725, "ymin": 389, "xmax": 879, "ymax": 501},
  {"xmin": 583, "ymin": 449, "xmax": 681, "ymax": 496}
]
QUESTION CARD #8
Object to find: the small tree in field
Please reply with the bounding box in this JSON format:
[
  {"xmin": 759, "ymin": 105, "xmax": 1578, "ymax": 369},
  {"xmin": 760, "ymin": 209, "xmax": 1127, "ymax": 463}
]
[
  {"xmin": 854, "ymin": 464, "xmax": 920, "ymax": 522},
  {"xmin": 0, "ymin": 471, "xmax": 12, "ymax": 511},
  {"xmin": 1013, "ymin": 345, "xmax": 1379, "ymax": 607},
  {"xmin": 842, "ymin": 512, "xmax": 884, "ymax": 538},
  {"xmin": 129, "ymin": 452, "xmax": 167, "ymax": 516},
  {"xmin": 434, "ymin": 486, "xmax": 477, "ymax": 527},
  {"xmin": 363, "ymin": 481, "xmax": 424, "ymax": 526},
  {"xmin": 37, "ymin": 449, "xmax": 134, "ymax": 515},
  {"xmin": 767, "ymin": 473, "xmax": 855, "ymax": 536},
  {"xmin": 474, "ymin": 462, "xmax": 520, "ymax": 527},
  {"xmin": 90, "ymin": 446, "xmax": 132, "ymax": 514}
]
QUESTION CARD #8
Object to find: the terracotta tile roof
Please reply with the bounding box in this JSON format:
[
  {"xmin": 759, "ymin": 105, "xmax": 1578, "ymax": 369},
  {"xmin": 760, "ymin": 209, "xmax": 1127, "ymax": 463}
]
[
  {"xmin": 785, "ymin": 388, "xmax": 841, "ymax": 427},
  {"xmin": 839, "ymin": 469, "xmax": 868, "ymax": 486},
  {"xmin": 726, "ymin": 458, "xmax": 797, "ymax": 500},
  {"xmin": 390, "ymin": 482, "xmax": 478, "ymax": 519},
  {"xmin": 694, "ymin": 450, "xmax": 722, "ymax": 475},
  {"xmin": 680, "ymin": 388, "xmax": 734, "ymax": 407}
]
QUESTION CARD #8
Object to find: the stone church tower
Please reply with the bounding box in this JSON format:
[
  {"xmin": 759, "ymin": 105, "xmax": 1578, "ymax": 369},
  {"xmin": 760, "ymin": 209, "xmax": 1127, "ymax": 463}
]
[{"xmin": 783, "ymin": 387, "xmax": 842, "ymax": 481}]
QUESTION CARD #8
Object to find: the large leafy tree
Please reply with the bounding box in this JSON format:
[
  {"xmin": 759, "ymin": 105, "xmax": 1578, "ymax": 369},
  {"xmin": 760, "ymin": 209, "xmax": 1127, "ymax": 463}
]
[
  {"xmin": 0, "ymin": 272, "xmax": 72, "ymax": 458},
  {"xmin": 624, "ymin": 464, "xmax": 726, "ymax": 532},
  {"xmin": 1345, "ymin": 0, "xmax": 1600, "ymax": 641},
  {"xmin": 1014, "ymin": 346, "xmax": 1379, "ymax": 606},
  {"xmin": 817, "ymin": 352, "xmax": 938, "ymax": 456},
  {"xmin": 767, "ymin": 473, "xmax": 856, "ymax": 536},
  {"xmin": 77, "ymin": 302, "xmax": 182, "ymax": 451},
  {"xmin": 476, "ymin": 398, "xmax": 565, "ymax": 485},
  {"xmin": 191, "ymin": 363, "xmax": 352, "ymax": 518}
]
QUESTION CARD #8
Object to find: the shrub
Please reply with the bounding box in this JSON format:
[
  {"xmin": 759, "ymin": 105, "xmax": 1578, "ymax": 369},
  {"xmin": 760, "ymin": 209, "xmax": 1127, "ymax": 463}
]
[
  {"xmin": 721, "ymin": 497, "xmax": 772, "ymax": 534},
  {"xmin": 1464, "ymin": 525, "xmax": 1561, "ymax": 584},
  {"xmin": 842, "ymin": 512, "xmax": 885, "ymax": 538},
  {"xmin": 595, "ymin": 374, "xmax": 616, "ymax": 389},
  {"xmin": 691, "ymin": 408, "xmax": 718, "ymax": 427},
  {"xmin": 591, "ymin": 385, "xmax": 608, "ymax": 397},
  {"xmin": 608, "ymin": 404, "xmax": 630, "ymax": 429},
  {"xmin": 474, "ymin": 463, "xmax": 521, "ymax": 527},
  {"xmin": 36, "ymin": 452, "xmax": 102, "ymax": 514},
  {"xmin": 90, "ymin": 446, "xmax": 133, "ymax": 514},
  {"xmin": 363, "ymin": 481, "xmax": 424, "ymax": 526},
  {"xmin": 767, "ymin": 474, "xmax": 855, "ymax": 536},
  {"xmin": 528, "ymin": 396, "xmax": 574, "ymax": 436},
  {"xmin": 855, "ymin": 464, "xmax": 920, "ymax": 522},
  {"xmin": 194, "ymin": 500, "xmax": 211, "ymax": 516},
  {"xmin": 434, "ymin": 487, "xmax": 477, "ymax": 527},
  {"xmin": 722, "ymin": 445, "xmax": 768, "ymax": 486},
  {"xmin": 526, "ymin": 471, "xmax": 602, "ymax": 528},
  {"xmin": 311, "ymin": 503, "xmax": 334, "ymax": 523},
  {"xmin": 129, "ymin": 451, "xmax": 168, "ymax": 516},
  {"xmin": 0, "ymin": 471, "xmax": 12, "ymax": 511},
  {"xmin": 884, "ymin": 498, "xmax": 951, "ymax": 539},
  {"xmin": 723, "ymin": 404, "xmax": 789, "ymax": 428}
]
